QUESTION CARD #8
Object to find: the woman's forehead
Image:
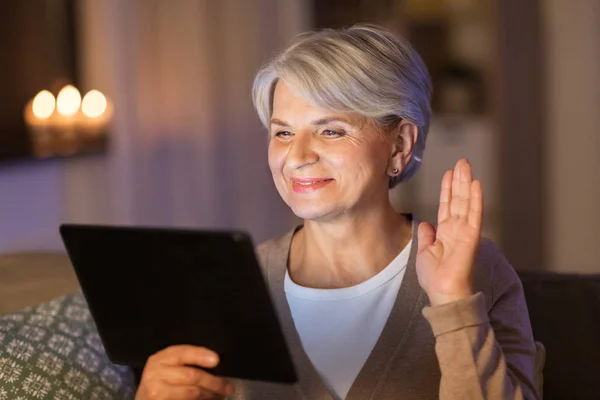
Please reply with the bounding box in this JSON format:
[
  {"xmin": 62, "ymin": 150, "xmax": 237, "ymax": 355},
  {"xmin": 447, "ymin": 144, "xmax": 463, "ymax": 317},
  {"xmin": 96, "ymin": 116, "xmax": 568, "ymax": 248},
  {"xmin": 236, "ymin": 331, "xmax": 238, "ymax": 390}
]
[{"xmin": 272, "ymin": 81, "xmax": 366, "ymax": 127}]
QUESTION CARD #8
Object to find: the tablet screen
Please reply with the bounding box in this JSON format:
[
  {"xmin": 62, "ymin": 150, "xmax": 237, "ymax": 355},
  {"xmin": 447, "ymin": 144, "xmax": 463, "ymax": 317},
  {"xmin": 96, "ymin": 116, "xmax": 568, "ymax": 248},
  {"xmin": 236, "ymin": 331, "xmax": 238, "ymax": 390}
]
[{"xmin": 59, "ymin": 224, "xmax": 297, "ymax": 384}]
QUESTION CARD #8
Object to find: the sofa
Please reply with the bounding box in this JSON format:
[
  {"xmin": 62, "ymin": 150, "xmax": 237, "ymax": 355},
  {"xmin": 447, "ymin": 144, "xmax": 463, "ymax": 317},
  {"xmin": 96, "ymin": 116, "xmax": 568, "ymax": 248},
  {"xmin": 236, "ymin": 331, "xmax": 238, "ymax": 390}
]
[
  {"xmin": 518, "ymin": 271, "xmax": 600, "ymax": 400},
  {"xmin": 2, "ymin": 251, "xmax": 583, "ymax": 399}
]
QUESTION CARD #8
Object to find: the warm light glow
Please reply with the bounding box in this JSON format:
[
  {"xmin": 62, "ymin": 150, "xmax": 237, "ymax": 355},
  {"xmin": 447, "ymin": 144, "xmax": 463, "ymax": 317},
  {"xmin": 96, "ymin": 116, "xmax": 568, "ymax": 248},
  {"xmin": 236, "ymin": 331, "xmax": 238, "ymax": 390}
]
[
  {"xmin": 32, "ymin": 90, "xmax": 56, "ymax": 119},
  {"xmin": 56, "ymin": 85, "xmax": 81, "ymax": 116},
  {"xmin": 81, "ymin": 90, "xmax": 107, "ymax": 118}
]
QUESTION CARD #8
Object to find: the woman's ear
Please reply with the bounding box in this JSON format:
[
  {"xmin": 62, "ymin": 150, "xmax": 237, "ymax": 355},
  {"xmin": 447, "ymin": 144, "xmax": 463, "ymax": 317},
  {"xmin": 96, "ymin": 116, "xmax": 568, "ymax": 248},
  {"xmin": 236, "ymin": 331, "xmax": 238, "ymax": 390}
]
[{"xmin": 388, "ymin": 120, "xmax": 418, "ymax": 177}]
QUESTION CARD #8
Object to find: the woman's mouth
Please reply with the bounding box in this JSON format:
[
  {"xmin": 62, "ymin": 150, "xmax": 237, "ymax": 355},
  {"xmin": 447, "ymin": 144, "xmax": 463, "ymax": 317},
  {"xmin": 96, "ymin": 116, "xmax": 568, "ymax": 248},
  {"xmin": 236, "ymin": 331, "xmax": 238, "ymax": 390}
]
[{"xmin": 290, "ymin": 178, "xmax": 334, "ymax": 193}]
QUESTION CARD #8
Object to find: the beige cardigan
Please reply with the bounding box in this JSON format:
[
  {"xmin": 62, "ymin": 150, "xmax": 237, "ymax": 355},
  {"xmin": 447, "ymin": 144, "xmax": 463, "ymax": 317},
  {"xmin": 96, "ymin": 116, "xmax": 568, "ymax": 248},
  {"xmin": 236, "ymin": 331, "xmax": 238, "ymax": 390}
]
[{"xmin": 230, "ymin": 220, "xmax": 539, "ymax": 399}]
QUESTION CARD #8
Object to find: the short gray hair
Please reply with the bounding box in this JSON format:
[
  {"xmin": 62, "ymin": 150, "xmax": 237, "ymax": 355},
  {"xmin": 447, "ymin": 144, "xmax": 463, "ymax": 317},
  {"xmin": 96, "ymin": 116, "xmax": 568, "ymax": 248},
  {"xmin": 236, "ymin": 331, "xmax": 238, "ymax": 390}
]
[{"xmin": 252, "ymin": 24, "xmax": 432, "ymax": 186}]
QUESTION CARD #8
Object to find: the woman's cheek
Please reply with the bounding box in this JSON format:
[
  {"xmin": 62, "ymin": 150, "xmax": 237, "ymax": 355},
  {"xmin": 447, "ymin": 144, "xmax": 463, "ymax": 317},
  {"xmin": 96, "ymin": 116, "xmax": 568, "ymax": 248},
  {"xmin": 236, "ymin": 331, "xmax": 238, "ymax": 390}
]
[{"xmin": 267, "ymin": 143, "xmax": 285, "ymax": 172}]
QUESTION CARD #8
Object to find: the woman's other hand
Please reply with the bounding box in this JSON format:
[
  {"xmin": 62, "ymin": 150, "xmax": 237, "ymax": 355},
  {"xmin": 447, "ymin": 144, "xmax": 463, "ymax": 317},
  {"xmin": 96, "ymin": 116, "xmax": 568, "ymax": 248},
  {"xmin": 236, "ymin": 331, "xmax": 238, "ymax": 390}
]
[
  {"xmin": 135, "ymin": 345, "xmax": 235, "ymax": 400},
  {"xmin": 416, "ymin": 158, "xmax": 483, "ymax": 306}
]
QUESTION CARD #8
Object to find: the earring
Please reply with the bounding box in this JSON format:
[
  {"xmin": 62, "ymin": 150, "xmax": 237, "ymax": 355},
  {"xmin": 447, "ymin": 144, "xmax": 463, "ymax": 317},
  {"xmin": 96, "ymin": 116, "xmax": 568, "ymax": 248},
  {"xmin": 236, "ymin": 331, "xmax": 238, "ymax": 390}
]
[{"xmin": 392, "ymin": 168, "xmax": 399, "ymax": 175}]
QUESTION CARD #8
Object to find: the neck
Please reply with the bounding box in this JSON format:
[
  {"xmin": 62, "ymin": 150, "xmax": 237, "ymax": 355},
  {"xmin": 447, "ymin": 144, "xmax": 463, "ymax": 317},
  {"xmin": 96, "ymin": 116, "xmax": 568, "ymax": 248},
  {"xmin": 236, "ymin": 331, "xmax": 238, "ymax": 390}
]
[{"xmin": 289, "ymin": 201, "xmax": 413, "ymax": 289}]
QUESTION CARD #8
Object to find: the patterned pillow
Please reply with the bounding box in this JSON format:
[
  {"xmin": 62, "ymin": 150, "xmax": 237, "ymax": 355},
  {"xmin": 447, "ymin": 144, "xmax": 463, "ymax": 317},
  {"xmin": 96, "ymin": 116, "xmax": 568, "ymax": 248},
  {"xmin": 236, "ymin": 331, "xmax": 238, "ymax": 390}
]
[{"xmin": 0, "ymin": 291, "xmax": 136, "ymax": 399}]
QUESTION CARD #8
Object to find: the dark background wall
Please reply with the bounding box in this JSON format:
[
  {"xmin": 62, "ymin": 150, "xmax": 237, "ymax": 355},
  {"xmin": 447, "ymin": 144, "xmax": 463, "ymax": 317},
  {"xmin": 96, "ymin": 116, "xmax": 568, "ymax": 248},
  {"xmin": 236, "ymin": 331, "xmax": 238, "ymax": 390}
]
[{"xmin": 0, "ymin": 0, "xmax": 78, "ymax": 161}]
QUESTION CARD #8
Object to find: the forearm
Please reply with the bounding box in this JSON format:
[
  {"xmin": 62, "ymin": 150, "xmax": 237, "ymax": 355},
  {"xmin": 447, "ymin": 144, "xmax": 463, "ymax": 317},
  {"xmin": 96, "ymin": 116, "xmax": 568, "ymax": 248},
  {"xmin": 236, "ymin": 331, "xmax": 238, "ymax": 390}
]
[{"xmin": 423, "ymin": 293, "xmax": 537, "ymax": 400}]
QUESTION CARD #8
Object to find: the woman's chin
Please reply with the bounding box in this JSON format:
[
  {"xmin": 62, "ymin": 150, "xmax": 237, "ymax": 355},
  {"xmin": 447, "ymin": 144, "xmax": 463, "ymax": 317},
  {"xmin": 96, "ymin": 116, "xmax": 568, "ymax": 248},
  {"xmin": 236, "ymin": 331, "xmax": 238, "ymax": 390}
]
[{"xmin": 288, "ymin": 203, "xmax": 337, "ymax": 222}]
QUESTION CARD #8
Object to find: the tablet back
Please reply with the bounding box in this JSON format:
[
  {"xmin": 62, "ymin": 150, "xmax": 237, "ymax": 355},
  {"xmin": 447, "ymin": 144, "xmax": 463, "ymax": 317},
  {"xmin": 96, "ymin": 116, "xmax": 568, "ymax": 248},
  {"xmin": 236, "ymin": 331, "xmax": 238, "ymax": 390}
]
[{"xmin": 59, "ymin": 224, "xmax": 297, "ymax": 383}]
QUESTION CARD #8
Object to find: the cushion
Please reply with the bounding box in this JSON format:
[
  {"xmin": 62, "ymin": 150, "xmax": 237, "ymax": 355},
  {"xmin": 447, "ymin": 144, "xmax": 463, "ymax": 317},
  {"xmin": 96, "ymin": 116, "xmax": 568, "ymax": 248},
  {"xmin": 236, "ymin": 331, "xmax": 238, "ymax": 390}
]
[{"xmin": 0, "ymin": 291, "xmax": 136, "ymax": 399}]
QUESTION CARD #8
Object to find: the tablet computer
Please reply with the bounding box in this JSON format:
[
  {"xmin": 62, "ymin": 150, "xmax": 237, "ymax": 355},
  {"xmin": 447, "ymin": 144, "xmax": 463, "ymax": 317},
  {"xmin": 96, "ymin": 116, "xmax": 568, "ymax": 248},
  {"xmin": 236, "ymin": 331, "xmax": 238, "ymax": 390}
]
[{"xmin": 59, "ymin": 224, "xmax": 297, "ymax": 384}]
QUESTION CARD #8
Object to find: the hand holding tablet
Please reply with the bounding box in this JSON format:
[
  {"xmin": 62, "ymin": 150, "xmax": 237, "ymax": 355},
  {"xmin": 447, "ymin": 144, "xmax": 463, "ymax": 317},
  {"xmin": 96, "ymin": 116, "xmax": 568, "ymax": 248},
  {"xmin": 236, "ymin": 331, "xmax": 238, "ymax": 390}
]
[{"xmin": 136, "ymin": 345, "xmax": 234, "ymax": 399}]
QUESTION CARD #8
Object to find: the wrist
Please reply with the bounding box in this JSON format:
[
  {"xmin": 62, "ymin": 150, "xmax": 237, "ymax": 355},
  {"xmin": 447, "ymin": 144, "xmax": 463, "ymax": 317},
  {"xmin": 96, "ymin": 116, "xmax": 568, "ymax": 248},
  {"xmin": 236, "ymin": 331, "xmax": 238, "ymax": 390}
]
[{"xmin": 426, "ymin": 290, "xmax": 473, "ymax": 307}]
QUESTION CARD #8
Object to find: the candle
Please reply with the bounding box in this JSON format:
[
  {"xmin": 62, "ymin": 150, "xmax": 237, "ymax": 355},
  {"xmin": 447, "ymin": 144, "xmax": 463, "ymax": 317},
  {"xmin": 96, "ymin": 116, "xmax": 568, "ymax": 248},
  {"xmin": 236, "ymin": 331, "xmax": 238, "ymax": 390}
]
[{"xmin": 23, "ymin": 85, "xmax": 113, "ymax": 158}]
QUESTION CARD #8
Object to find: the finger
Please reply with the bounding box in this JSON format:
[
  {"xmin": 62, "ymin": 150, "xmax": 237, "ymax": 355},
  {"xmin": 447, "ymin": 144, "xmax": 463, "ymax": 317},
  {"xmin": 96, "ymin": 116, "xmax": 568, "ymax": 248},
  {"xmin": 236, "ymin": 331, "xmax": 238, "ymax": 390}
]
[
  {"xmin": 417, "ymin": 222, "xmax": 436, "ymax": 253},
  {"xmin": 153, "ymin": 345, "xmax": 219, "ymax": 369},
  {"xmin": 458, "ymin": 160, "xmax": 473, "ymax": 218},
  {"xmin": 438, "ymin": 170, "xmax": 452, "ymax": 223},
  {"xmin": 450, "ymin": 159, "xmax": 462, "ymax": 203},
  {"xmin": 468, "ymin": 179, "xmax": 483, "ymax": 231},
  {"xmin": 451, "ymin": 159, "xmax": 472, "ymax": 218},
  {"xmin": 153, "ymin": 365, "xmax": 233, "ymax": 396}
]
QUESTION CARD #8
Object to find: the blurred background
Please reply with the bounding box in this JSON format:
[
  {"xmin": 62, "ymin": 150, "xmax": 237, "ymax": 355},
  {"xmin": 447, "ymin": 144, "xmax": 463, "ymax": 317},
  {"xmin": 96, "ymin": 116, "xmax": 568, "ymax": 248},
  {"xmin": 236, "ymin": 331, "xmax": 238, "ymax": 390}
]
[{"xmin": 0, "ymin": 0, "xmax": 598, "ymax": 274}]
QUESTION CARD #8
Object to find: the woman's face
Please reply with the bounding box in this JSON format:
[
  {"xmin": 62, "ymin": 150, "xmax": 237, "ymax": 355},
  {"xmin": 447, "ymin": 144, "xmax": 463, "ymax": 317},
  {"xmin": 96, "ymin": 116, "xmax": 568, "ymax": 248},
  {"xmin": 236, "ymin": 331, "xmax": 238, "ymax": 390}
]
[{"xmin": 268, "ymin": 81, "xmax": 394, "ymax": 222}]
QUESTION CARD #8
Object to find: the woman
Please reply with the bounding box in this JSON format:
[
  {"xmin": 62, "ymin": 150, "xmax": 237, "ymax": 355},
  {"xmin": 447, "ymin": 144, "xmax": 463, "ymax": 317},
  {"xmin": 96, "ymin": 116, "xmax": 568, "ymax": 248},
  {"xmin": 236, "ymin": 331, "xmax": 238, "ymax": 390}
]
[{"xmin": 136, "ymin": 25, "xmax": 538, "ymax": 399}]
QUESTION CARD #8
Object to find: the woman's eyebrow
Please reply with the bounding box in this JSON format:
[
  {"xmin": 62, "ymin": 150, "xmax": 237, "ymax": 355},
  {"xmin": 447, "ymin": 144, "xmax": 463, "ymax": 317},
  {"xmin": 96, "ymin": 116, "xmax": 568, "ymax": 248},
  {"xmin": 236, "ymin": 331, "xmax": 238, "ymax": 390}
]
[{"xmin": 270, "ymin": 118, "xmax": 290, "ymax": 127}]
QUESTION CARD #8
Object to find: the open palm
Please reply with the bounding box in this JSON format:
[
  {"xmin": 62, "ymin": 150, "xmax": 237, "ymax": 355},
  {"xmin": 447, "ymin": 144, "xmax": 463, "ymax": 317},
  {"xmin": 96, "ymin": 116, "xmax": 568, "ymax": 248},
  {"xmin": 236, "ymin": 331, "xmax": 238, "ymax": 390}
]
[{"xmin": 416, "ymin": 159, "xmax": 483, "ymax": 306}]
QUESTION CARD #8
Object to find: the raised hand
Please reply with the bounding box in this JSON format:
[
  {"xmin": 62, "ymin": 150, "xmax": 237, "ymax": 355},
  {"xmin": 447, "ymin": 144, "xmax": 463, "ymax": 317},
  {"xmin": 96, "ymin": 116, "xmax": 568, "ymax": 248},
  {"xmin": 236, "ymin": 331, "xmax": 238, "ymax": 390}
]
[{"xmin": 416, "ymin": 159, "xmax": 483, "ymax": 306}]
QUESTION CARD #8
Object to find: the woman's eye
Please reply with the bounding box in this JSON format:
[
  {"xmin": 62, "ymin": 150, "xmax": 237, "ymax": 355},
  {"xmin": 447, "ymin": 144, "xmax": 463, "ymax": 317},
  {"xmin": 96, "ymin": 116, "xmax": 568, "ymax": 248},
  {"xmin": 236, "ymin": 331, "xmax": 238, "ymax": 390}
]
[{"xmin": 322, "ymin": 129, "xmax": 344, "ymax": 137}]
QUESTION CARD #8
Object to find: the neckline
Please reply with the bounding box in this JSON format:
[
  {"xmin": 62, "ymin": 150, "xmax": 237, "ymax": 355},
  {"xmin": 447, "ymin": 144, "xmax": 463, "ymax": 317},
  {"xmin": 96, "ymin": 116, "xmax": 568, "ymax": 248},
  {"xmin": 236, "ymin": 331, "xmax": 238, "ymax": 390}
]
[{"xmin": 284, "ymin": 239, "xmax": 412, "ymax": 301}]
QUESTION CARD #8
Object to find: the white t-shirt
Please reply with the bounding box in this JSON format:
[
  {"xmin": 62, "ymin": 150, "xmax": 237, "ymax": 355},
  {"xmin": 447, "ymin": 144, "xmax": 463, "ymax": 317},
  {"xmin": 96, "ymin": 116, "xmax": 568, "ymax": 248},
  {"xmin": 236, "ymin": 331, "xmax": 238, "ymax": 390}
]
[{"xmin": 284, "ymin": 241, "xmax": 412, "ymax": 400}]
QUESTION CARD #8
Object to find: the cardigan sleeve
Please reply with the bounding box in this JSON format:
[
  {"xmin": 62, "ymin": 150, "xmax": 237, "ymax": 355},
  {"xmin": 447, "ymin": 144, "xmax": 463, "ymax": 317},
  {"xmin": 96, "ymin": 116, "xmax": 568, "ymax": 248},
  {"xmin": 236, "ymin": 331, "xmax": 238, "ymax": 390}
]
[{"xmin": 422, "ymin": 244, "xmax": 539, "ymax": 400}]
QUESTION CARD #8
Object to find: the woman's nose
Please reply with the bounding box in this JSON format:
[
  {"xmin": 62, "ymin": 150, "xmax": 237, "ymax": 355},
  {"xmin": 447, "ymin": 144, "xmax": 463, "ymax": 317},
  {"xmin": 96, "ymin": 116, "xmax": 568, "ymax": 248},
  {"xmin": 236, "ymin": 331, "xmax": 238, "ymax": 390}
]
[{"xmin": 285, "ymin": 133, "xmax": 318, "ymax": 170}]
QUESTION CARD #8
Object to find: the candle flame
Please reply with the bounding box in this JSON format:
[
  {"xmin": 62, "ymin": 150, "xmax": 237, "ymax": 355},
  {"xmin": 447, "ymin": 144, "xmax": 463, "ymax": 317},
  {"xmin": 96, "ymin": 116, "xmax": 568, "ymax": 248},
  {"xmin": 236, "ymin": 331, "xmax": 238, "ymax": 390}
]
[
  {"xmin": 56, "ymin": 85, "xmax": 81, "ymax": 116},
  {"xmin": 32, "ymin": 90, "xmax": 56, "ymax": 119},
  {"xmin": 81, "ymin": 90, "xmax": 107, "ymax": 118}
]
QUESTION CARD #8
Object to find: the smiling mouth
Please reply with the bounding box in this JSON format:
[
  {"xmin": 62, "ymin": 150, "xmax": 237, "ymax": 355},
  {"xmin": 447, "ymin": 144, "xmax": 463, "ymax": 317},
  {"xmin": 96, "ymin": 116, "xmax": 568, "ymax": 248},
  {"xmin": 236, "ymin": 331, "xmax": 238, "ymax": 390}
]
[
  {"xmin": 294, "ymin": 179, "xmax": 332, "ymax": 185},
  {"xmin": 290, "ymin": 178, "xmax": 334, "ymax": 193}
]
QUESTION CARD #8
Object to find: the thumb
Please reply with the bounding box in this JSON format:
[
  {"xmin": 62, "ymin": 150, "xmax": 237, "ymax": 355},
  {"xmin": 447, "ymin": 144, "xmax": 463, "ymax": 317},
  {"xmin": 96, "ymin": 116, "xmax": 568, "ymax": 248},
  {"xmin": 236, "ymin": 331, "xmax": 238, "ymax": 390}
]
[{"xmin": 417, "ymin": 222, "xmax": 436, "ymax": 253}]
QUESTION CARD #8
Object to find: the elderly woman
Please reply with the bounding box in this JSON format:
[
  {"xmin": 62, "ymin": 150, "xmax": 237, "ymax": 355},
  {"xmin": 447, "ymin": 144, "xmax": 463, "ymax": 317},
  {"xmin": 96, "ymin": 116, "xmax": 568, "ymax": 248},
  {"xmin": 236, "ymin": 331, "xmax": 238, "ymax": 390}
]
[{"xmin": 136, "ymin": 25, "xmax": 538, "ymax": 400}]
